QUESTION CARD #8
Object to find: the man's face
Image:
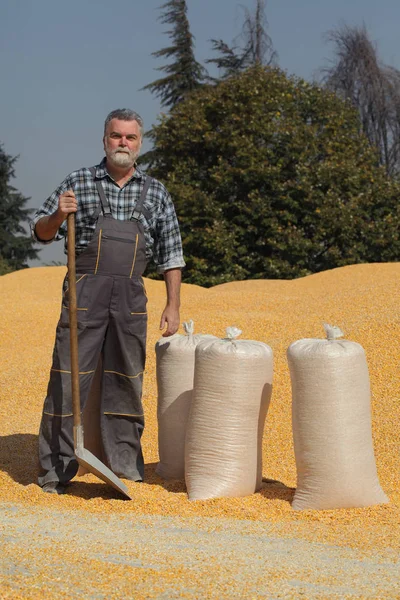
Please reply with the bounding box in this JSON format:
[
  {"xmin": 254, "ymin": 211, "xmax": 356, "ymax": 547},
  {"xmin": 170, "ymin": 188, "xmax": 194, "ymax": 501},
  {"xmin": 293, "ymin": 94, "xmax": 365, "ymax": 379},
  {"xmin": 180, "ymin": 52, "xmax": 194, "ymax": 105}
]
[{"xmin": 103, "ymin": 118, "xmax": 142, "ymax": 168}]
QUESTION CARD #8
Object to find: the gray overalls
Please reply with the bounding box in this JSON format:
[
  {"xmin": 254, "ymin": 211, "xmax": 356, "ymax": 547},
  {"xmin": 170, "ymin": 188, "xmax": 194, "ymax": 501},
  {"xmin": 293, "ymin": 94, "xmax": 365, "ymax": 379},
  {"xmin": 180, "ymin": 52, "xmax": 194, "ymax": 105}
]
[{"xmin": 38, "ymin": 170, "xmax": 152, "ymax": 487}]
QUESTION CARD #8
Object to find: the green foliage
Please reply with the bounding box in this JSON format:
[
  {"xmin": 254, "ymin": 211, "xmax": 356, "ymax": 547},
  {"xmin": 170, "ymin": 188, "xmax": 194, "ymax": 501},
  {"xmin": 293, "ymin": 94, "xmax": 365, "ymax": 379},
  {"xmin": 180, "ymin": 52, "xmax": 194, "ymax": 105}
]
[
  {"xmin": 0, "ymin": 144, "xmax": 39, "ymax": 272},
  {"xmin": 0, "ymin": 255, "xmax": 13, "ymax": 276},
  {"xmin": 145, "ymin": 66, "xmax": 400, "ymax": 285},
  {"xmin": 141, "ymin": 0, "xmax": 206, "ymax": 108}
]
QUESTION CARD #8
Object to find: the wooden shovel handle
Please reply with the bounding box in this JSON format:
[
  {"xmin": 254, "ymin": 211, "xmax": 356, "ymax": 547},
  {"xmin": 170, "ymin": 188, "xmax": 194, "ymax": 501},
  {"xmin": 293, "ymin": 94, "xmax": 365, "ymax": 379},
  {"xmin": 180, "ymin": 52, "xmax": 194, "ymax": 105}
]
[{"xmin": 67, "ymin": 212, "xmax": 81, "ymax": 428}]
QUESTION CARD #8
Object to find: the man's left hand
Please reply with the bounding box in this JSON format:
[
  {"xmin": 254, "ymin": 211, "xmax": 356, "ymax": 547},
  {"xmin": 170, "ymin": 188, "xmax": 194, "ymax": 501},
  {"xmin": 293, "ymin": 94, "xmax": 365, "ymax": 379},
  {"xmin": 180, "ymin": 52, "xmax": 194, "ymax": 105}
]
[{"xmin": 159, "ymin": 306, "xmax": 180, "ymax": 337}]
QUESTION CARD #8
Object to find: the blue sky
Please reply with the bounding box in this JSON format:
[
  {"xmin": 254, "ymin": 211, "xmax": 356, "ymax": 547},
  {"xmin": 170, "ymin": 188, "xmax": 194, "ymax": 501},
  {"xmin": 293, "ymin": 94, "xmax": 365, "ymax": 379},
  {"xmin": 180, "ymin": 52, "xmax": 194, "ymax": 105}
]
[{"xmin": 1, "ymin": 0, "xmax": 399, "ymax": 266}]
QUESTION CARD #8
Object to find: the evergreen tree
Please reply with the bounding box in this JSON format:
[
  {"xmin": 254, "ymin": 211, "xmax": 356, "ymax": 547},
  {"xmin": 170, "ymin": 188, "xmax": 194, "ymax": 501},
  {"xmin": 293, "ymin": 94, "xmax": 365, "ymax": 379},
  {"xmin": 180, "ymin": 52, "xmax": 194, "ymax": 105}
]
[
  {"xmin": 207, "ymin": 0, "xmax": 276, "ymax": 80},
  {"xmin": 0, "ymin": 144, "xmax": 39, "ymax": 273},
  {"xmin": 207, "ymin": 39, "xmax": 248, "ymax": 79},
  {"xmin": 142, "ymin": 0, "xmax": 206, "ymax": 108}
]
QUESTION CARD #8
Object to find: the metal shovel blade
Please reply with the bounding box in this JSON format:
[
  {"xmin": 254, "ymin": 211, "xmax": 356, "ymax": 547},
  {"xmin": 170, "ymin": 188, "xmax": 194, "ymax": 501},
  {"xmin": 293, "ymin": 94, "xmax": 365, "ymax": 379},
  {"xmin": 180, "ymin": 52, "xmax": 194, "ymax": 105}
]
[
  {"xmin": 68, "ymin": 213, "xmax": 132, "ymax": 500},
  {"xmin": 75, "ymin": 426, "xmax": 132, "ymax": 499}
]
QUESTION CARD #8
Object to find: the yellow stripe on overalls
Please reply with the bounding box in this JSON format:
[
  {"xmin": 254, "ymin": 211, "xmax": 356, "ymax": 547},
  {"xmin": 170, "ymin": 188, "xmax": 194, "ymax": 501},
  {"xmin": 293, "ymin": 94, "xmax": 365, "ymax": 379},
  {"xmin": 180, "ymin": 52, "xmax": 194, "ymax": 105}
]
[
  {"xmin": 129, "ymin": 233, "xmax": 139, "ymax": 278},
  {"xmin": 94, "ymin": 229, "xmax": 103, "ymax": 274},
  {"xmin": 43, "ymin": 412, "xmax": 73, "ymax": 417},
  {"xmin": 104, "ymin": 370, "xmax": 143, "ymax": 379},
  {"xmin": 64, "ymin": 273, "xmax": 87, "ymax": 294}
]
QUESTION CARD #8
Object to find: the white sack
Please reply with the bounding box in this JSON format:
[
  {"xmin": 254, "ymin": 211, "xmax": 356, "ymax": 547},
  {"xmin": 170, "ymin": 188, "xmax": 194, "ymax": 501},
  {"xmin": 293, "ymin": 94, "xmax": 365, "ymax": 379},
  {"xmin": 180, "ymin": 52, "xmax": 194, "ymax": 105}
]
[
  {"xmin": 185, "ymin": 328, "xmax": 273, "ymax": 500},
  {"xmin": 155, "ymin": 321, "xmax": 216, "ymax": 479},
  {"xmin": 287, "ymin": 324, "xmax": 389, "ymax": 510}
]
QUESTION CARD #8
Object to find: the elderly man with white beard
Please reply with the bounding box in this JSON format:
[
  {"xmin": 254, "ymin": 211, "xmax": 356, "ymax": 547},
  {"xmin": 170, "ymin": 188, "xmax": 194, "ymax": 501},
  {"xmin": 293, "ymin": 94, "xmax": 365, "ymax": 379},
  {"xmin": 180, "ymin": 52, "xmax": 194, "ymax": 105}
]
[{"xmin": 31, "ymin": 108, "xmax": 185, "ymax": 494}]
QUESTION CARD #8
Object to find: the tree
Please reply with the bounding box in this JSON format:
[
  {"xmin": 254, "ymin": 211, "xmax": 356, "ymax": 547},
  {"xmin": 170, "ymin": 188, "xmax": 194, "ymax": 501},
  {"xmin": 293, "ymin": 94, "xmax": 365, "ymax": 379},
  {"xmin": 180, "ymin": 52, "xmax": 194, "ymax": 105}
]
[
  {"xmin": 241, "ymin": 0, "xmax": 277, "ymax": 66},
  {"xmin": 206, "ymin": 40, "xmax": 246, "ymax": 80},
  {"xmin": 0, "ymin": 256, "xmax": 13, "ymax": 276},
  {"xmin": 0, "ymin": 144, "xmax": 39, "ymax": 273},
  {"xmin": 142, "ymin": 0, "xmax": 207, "ymax": 108},
  {"xmin": 207, "ymin": 0, "xmax": 277, "ymax": 80},
  {"xmin": 145, "ymin": 66, "xmax": 399, "ymax": 286},
  {"xmin": 322, "ymin": 23, "xmax": 400, "ymax": 176}
]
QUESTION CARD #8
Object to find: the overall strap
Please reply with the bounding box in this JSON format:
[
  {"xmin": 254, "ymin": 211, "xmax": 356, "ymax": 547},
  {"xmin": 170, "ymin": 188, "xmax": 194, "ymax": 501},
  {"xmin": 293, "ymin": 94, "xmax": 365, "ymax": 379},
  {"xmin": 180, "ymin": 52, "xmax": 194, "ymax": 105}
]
[
  {"xmin": 89, "ymin": 167, "xmax": 112, "ymax": 217},
  {"xmin": 131, "ymin": 176, "xmax": 153, "ymax": 221}
]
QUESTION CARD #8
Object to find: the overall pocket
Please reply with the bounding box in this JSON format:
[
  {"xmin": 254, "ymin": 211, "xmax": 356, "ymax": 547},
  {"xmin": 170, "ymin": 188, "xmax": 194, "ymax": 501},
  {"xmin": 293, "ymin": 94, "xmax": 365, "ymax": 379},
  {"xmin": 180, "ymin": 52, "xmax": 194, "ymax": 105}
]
[{"xmin": 60, "ymin": 274, "xmax": 89, "ymax": 325}]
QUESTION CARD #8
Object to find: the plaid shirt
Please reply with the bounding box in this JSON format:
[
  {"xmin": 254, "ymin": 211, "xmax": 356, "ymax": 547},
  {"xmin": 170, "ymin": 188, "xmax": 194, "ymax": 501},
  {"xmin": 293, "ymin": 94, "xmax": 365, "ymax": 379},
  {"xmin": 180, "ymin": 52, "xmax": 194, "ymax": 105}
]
[{"xmin": 30, "ymin": 159, "xmax": 185, "ymax": 273}]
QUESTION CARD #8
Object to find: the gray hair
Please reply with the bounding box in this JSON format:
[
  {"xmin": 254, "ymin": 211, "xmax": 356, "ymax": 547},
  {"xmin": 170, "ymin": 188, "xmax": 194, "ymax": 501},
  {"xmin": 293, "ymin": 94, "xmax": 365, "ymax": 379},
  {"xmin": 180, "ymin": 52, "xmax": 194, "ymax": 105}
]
[{"xmin": 104, "ymin": 109, "xmax": 144, "ymax": 137}]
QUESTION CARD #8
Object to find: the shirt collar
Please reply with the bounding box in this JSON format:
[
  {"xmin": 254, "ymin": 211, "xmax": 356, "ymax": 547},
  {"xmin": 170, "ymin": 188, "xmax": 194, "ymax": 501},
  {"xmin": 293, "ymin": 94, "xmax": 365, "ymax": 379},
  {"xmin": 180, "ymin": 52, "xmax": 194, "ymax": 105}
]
[{"xmin": 94, "ymin": 157, "xmax": 145, "ymax": 181}]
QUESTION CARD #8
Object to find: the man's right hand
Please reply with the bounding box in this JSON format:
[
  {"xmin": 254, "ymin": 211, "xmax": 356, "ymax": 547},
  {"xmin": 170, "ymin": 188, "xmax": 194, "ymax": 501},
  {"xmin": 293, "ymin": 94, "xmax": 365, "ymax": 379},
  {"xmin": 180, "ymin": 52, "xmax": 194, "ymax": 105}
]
[
  {"xmin": 34, "ymin": 190, "xmax": 78, "ymax": 242},
  {"xmin": 57, "ymin": 190, "xmax": 78, "ymax": 221}
]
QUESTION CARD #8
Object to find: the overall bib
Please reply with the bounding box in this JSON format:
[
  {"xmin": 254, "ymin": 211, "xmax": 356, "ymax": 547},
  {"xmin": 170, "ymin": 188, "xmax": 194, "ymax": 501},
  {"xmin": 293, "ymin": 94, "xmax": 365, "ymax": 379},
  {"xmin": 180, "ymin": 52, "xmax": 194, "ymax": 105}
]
[{"xmin": 38, "ymin": 170, "xmax": 152, "ymax": 487}]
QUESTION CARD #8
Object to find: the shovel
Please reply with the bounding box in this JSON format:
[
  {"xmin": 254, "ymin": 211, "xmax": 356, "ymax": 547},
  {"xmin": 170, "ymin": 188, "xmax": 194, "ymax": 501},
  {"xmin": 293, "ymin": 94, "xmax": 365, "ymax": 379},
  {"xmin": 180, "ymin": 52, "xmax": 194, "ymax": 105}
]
[{"xmin": 67, "ymin": 212, "xmax": 132, "ymax": 500}]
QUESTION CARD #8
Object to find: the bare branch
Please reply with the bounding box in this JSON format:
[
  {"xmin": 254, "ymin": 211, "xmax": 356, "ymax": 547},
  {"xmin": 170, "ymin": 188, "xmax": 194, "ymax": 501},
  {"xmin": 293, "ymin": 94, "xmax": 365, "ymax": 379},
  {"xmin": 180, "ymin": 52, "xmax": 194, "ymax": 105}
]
[
  {"xmin": 321, "ymin": 23, "xmax": 400, "ymax": 175},
  {"xmin": 240, "ymin": 0, "xmax": 277, "ymax": 66}
]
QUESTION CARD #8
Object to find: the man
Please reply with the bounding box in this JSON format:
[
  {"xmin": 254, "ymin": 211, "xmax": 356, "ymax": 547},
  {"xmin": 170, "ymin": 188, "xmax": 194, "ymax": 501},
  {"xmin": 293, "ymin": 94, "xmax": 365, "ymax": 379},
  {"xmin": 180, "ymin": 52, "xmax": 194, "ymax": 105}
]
[{"xmin": 31, "ymin": 108, "xmax": 185, "ymax": 494}]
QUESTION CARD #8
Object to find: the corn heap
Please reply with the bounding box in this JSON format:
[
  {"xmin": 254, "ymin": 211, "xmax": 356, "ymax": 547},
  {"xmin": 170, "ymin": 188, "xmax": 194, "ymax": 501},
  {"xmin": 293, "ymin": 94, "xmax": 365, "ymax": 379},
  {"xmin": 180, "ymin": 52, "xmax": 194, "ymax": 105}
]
[{"xmin": 0, "ymin": 263, "xmax": 399, "ymax": 555}]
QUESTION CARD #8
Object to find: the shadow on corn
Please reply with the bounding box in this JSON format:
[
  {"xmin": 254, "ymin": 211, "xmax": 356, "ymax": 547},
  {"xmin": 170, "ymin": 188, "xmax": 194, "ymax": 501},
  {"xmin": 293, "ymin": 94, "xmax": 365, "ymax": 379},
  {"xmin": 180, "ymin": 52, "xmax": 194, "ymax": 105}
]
[
  {"xmin": 64, "ymin": 480, "xmax": 128, "ymax": 500},
  {"xmin": 144, "ymin": 462, "xmax": 187, "ymax": 493},
  {"xmin": 0, "ymin": 436, "xmax": 295, "ymax": 503},
  {"xmin": 144, "ymin": 463, "xmax": 295, "ymax": 502},
  {"xmin": 0, "ymin": 434, "xmax": 129, "ymax": 500},
  {"xmin": 259, "ymin": 478, "xmax": 295, "ymax": 503},
  {"xmin": 0, "ymin": 433, "xmax": 38, "ymax": 486}
]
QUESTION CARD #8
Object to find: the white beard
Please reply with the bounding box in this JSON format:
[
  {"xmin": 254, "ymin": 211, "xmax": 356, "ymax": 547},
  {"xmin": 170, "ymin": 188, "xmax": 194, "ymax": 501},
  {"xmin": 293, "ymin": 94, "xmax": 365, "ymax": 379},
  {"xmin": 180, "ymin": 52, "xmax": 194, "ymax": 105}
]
[{"xmin": 107, "ymin": 147, "xmax": 139, "ymax": 168}]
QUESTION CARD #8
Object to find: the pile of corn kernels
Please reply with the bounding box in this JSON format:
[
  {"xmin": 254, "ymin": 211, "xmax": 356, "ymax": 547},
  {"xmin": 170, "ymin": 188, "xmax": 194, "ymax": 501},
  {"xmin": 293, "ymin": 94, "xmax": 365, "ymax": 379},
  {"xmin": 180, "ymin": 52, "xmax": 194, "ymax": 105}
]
[{"xmin": 0, "ymin": 262, "xmax": 399, "ymax": 554}]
